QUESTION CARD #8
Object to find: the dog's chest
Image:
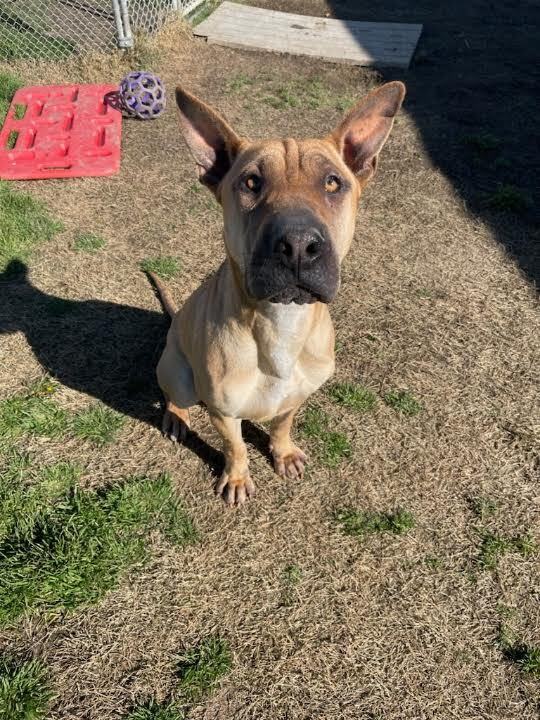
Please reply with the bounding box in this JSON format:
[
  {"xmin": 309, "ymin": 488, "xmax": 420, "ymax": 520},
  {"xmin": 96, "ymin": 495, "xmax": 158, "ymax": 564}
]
[{"xmin": 231, "ymin": 304, "xmax": 331, "ymax": 421}]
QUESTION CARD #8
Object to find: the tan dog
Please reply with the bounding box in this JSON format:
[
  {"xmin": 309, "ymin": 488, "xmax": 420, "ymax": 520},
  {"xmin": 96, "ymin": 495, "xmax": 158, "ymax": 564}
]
[{"xmin": 151, "ymin": 80, "xmax": 405, "ymax": 505}]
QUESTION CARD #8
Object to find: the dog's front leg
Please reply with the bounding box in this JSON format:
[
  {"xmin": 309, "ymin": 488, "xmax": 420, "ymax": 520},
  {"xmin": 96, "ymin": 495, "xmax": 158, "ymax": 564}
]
[
  {"xmin": 269, "ymin": 406, "xmax": 307, "ymax": 480},
  {"xmin": 210, "ymin": 413, "xmax": 255, "ymax": 505}
]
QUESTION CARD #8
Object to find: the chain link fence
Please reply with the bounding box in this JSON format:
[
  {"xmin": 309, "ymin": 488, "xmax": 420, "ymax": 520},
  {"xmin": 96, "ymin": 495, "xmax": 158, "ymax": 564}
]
[{"xmin": 0, "ymin": 0, "xmax": 204, "ymax": 61}]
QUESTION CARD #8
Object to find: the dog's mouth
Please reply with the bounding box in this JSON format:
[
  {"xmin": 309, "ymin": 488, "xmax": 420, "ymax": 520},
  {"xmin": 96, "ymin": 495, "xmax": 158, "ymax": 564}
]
[{"xmin": 268, "ymin": 286, "xmax": 322, "ymax": 305}]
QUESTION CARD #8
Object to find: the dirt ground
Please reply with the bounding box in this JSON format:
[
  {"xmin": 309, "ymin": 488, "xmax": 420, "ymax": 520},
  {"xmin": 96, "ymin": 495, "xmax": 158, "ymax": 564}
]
[{"xmin": 1, "ymin": 1, "xmax": 539, "ymax": 718}]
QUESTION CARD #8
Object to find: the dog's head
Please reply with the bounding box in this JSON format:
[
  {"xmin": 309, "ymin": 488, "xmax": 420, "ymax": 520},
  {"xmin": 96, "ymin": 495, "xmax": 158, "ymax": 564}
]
[{"xmin": 176, "ymin": 81, "xmax": 405, "ymax": 305}]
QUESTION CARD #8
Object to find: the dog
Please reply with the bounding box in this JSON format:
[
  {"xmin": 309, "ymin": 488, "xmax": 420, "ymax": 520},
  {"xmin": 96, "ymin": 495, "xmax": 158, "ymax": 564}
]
[{"xmin": 150, "ymin": 80, "xmax": 405, "ymax": 505}]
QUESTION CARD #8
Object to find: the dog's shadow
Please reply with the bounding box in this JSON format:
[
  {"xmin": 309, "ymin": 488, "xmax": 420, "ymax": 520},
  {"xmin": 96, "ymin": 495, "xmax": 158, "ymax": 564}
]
[{"xmin": 0, "ymin": 259, "xmax": 271, "ymax": 476}]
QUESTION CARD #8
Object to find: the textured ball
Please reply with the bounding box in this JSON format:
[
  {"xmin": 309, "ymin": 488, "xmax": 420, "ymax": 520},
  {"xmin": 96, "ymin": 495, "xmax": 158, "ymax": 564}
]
[{"xmin": 119, "ymin": 71, "xmax": 166, "ymax": 119}]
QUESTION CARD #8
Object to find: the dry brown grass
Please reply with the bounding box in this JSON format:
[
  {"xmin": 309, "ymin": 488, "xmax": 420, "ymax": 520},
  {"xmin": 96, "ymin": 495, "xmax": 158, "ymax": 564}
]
[{"xmin": 1, "ymin": 6, "xmax": 539, "ymax": 719}]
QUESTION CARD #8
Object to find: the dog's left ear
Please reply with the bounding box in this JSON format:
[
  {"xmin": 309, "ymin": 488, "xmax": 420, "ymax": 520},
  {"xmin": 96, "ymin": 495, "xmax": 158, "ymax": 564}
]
[
  {"xmin": 330, "ymin": 81, "xmax": 406, "ymax": 183},
  {"xmin": 176, "ymin": 86, "xmax": 242, "ymax": 193}
]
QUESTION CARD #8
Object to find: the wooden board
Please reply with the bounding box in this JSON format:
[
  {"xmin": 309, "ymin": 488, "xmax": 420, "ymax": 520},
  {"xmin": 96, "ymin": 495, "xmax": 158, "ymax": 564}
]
[{"xmin": 194, "ymin": 2, "xmax": 422, "ymax": 69}]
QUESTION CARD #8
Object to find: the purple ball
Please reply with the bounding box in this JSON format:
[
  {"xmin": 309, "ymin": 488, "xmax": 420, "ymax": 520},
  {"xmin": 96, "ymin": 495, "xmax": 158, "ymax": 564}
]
[{"xmin": 119, "ymin": 71, "xmax": 166, "ymax": 119}]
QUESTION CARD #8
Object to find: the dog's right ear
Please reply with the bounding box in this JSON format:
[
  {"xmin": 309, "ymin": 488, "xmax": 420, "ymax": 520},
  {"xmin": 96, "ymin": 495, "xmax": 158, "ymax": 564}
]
[{"xmin": 175, "ymin": 87, "xmax": 242, "ymax": 193}]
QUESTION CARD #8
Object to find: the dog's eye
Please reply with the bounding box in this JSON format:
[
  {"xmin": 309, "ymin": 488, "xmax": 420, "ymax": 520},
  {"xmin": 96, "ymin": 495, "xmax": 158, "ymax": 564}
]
[
  {"xmin": 324, "ymin": 174, "xmax": 342, "ymax": 194},
  {"xmin": 244, "ymin": 174, "xmax": 262, "ymax": 193}
]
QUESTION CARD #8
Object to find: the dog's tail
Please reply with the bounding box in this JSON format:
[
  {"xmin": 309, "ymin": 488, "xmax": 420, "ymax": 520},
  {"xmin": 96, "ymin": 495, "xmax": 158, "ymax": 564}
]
[{"xmin": 146, "ymin": 272, "xmax": 178, "ymax": 318}]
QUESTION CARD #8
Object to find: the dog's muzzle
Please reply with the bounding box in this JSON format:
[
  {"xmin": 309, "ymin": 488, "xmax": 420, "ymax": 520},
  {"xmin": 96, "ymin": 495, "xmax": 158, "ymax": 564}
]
[{"xmin": 246, "ymin": 210, "xmax": 340, "ymax": 305}]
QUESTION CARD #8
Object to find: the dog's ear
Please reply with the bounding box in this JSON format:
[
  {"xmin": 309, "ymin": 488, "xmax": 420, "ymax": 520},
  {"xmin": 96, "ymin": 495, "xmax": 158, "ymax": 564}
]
[
  {"xmin": 330, "ymin": 81, "xmax": 405, "ymax": 183},
  {"xmin": 175, "ymin": 87, "xmax": 242, "ymax": 192}
]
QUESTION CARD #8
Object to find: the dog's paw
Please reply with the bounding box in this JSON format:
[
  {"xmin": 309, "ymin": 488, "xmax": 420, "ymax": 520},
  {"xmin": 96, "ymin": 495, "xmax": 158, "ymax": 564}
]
[
  {"xmin": 162, "ymin": 404, "xmax": 190, "ymax": 443},
  {"xmin": 215, "ymin": 472, "xmax": 255, "ymax": 506},
  {"xmin": 271, "ymin": 445, "xmax": 307, "ymax": 479}
]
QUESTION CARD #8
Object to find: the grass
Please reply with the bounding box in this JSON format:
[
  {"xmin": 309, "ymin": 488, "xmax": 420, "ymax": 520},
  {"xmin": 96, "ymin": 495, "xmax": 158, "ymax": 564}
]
[
  {"xmin": 336, "ymin": 509, "xmax": 416, "ymax": 538},
  {"xmin": 72, "ymin": 404, "xmax": 125, "ymax": 446},
  {"xmin": 176, "ymin": 637, "xmax": 231, "ymax": 703},
  {"xmin": 464, "ymin": 132, "xmax": 501, "ymax": 153},
  {"xmin": 74, "ymin": 232, "xmax": 106, "ymax": 253},
  {"xmin": 478, "ymin": 532, "xmax": 538, "ymax": 570},
  {"xmin": 328, "ymin": 382, "xmax": 376, "ymax": 412},
  {"xmin": 299, "ymin": 406, "xmax": 351, "ymax": 467},
  {"xmin": 0, "ymin": 472, "xmax": 197, "ymax": 626},
  {"xmin": 484, "ymin": 185, "xmax": 530, "ymax": 213},
  {"xmin": 227, "ymin": 73, "xmax": 356, "ymax": 113},
  {"xmin": 279, "ymin": 564, "xmax": 302, "ymax": 607},
  {"xmin": 0, "ymin": 182, "xmax": 62, "ymax": 274},
  {"xmin": 497, "ymin": 613, "xmax": 540, "ymax": 677},
  {"xmin": 0, "ymin": 454, "xmax": 80, "ymax": 542},
  {"xmin": 469, "ymin": 496, "xmax": 498, "ymax": 521},
  {"xmin": 383, "ymin": 390, "xmax": 422, "ymax": 417},
  {"xmin": 0, "ymin": 71, "xmax": 22, "ymax": 122},
  {"xmin": 0, "ymin": 657, "xmax": 53, "ymax": 720},
  {"xmin": 126, "ymin": 700, "xmax": 185, "ymax": 720},
  {"xmin": 0, "ymin": 382, "xmax": 69, "ymax": 444},
  {"xmin": 0, "ymin": 23, "xmax": 74, "ymax": 61},
  {"xmin": 140, "ymin": 256, "xmax": 181, "ymax": 280}
]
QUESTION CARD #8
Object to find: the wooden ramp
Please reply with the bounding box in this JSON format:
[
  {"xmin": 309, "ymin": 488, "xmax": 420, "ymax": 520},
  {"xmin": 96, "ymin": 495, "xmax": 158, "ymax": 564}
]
[{"xmin": 194, "ymin": 2, "xmax": 422, "ymax": 69}]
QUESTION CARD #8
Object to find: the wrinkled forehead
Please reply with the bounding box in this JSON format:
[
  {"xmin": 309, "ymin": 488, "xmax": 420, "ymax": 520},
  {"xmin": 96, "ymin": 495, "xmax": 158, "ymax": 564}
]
[{"xmin": 231, "ymin": 137, "xmax": 350, "ymax": 183}]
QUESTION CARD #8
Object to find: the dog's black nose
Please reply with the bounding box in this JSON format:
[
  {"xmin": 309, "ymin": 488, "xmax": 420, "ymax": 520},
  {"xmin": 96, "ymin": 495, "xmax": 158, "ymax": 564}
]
[{"xmin": 275, "ymin": 229, "xmax": 324, "ymax": 270}]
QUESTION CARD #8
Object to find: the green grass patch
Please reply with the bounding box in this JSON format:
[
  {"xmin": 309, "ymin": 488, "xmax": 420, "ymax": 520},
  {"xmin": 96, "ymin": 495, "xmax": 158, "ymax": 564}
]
[
  {"xmin": 328, "ymin": 382, "xmax": 376, "ymax": 412},
  {"xmin": 383, "ymin": 389, "xmax": 422, "ymax": 417},
  {"xmin": 0, "ymin": 71, "xmax": 22, "ymax": 123},
  {"xmin": 484, "ymin": 185, "xmax": 530, "ymax": 213},
  {"xmin": 72, "ymin": 404, "xmax": 125, "ymax": 446},
  {"xmin": 140, "ymin": 256, "xmax": 181, "ymax": 280},
  {"xmin": 0, "ymin": 182, "xmax": 62, "ymax": 274},
  {"xmin": 336, "ymin": 508, "xmax": 416, "ymax": 538},
  {"xmin": 299, "ymin": 406, "xmax": 351, "ymax": 467},
  {"xmin": 0, "ymin": 453, "xmax": 80, "ymax": 542},
  {"xmin": 0, "ymin": 656, "xmax": 53, "ymax": 719},
  {"xmin": 0, "ymin": 472, "xmax": 197, "ymax": 626},
  {"xmin": 497, "ymin": 614, "xmax": 540, "ymax": 677},
  {"xmin": 479, "ymin": 532, "xmax": 538, "ymax": 570},
  {"xmin": 176, "ymin": 637, "xmax": 231, "ymax": 703},
  {"xmin": 74, "ymin": 232, "xmax": 106, "ymax": 253},
  {"xmin": 126, "ymin": 700, "xmax": 185, "ymax": 720},
  {"xmin": 0, "ymin": 383, "xmax": 69, "ymax": 444}
]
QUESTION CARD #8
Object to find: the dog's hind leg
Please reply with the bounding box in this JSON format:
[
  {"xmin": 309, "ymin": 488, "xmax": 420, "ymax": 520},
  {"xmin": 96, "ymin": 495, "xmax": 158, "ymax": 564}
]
[
  {"xmin": 157, "ymin": 342, "xmax": 197, "ymax": 442},
  {"xmin": 269, "ymin": 406, "xmax": 307, "ymax": 480},
  {"xmin": 210, "ymin": 413, "xmax": 255, "ymax": 506}
]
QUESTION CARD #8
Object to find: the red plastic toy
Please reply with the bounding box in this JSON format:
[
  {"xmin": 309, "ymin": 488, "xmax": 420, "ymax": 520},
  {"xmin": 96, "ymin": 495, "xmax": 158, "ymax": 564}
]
[{"xmin": 0, "ymin": 84, "xmax": 122, "ymax": 180}]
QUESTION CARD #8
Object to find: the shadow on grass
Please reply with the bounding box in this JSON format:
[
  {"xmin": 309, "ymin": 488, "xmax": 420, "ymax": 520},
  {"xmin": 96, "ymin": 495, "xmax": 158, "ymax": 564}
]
[
  {"xmin": 0, "ymin": 260, "xmax": 223, "ymax": 473},
  {"xmin": 325, "ymin": 0, "xmax": 539, "ymax": 287}
]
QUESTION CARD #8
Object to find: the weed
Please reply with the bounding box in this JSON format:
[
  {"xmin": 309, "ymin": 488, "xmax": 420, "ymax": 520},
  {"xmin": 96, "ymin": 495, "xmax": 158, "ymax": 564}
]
[
  {"xmin": 176, "ymin": 637, "xmax": 231, "ymax": 703},
  {"xmin": 0, "ymin": 473, "xmax": 197, "ymax": 625},
  {"xmin": 478, "ymin": 532, "xmax": 537, "ymax": 570},
  {"xmin": 74, "ymin": 232, "xmax": 106, "ymax": 253},
  {"xmin": 469, "ymin": 496, "xmax": 498, "ymax": 521},
  {"xmin": 126, "ymin": 699, "xmax": 185, "ymax": 720},
  {"xmin": 0, "ymin": 656, "xmax": 53, "ymax": 720},
  {"xmin": 328, "ymin": 382, "xmax": 376, "ymax": 412},
  {"xmin": 72, "ymin": 404, "xmax": 125, "ymax": 446},
  {"xmin": 336, "ymin": 508, "xmax": 415, "ymax": 538},
  {"xmin": 0, "ymin": 182, "xmax": 62, "ymax": 273},
  {"xmin": 299, "ymin": 406, "xmax": 351, "ymax": 467},
  {"xmin": 383, "ymin": 390, "xmax": 422, "ymax": 417},
  {"xmin": 279, "ymin": 564, "xmax": 302, "ymax": 607},
  {"xmin": 140, "ymin": 256, "xmax": 181, "ymax": 280}
]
